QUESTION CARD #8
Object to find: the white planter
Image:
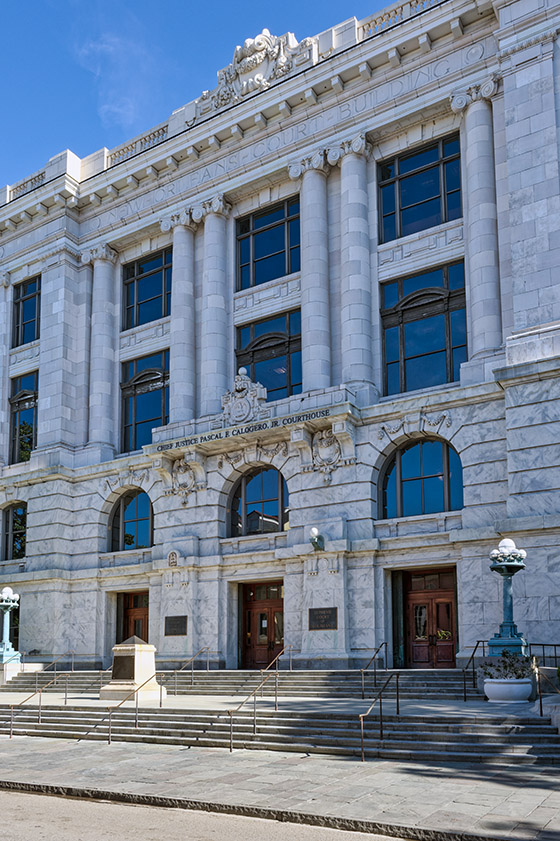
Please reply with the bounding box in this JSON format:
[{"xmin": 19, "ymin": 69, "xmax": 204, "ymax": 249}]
[{"xmin": 484, "ymin": 678, "xmax": 532, "ymax": 703}]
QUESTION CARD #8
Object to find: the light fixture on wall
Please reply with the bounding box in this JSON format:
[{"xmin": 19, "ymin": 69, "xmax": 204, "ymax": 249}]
[{"xmin": 309, "ymin": 527, "xmax": 324, "ymax": 551}]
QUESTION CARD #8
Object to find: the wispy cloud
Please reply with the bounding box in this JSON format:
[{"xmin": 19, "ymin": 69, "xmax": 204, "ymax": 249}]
[{"xmin": 75, "ymin": 29, "xmax": 160, "ymax": 131}]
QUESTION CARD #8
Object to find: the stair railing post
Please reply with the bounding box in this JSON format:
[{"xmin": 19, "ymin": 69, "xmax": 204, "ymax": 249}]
[
  {"xmin": 289, "ymin": 645, "xmax": 293, "ymax": 671},
  {"xmin": 373, "ymin": 658, "xmax": 377, "ymax": 687},
  {"xmin": 99, "ymin": 671, "xmax": 103, "ymax": 692},
  {"xmin": 71, "ymin": 652, "xmax": 75, "ymax": 672},
  {"xmin": 379, "ymin": 692, "xmax": 383, "ymax": 742},
  {"xmin": 360, "ymin": 715, "xmax": 365, "ymax": 762},
  {"xmin": 206, "ymin": 648, "xmax": 209, "ymax": 671},
  {"xmin": 135, "ymin": 690, "xmax": 139, "ymax": 728},
  {"xmin": 253, "ymin": 692, "xmax": 257, "ymax": 735},
  {"xmin": 191, "ymin": 659, "xmax": 194, "ymax": 688},
  {"xmin": 463, "ymin": 669, "xmax": 467, "ymax": 702},
  {"xmin": 396, "ymin": 673, "xmax": 400, "ymax": 716},
  {"xmin": 275, "ymin": 672, "xmax": 278, "ymax": 712},
  {"xmin": 361, "ymin": 670, "xmax": 365, "ymax": 700},
  {"xmin": 385, "ymin": 641, "xmax": 388, "ymax": 671},
  {"xmin": 65, "ymin": 675, "xmax": 68, "ymax": 706},
  {"xmin": 9, "ymin": 705, "xmax": 13, "ymax": 739},
  {"xmin": 108, "ymin": 709, "xmax": 112, "ymax": 745},
  {"xmin": 38, "ymin": 690, "xmax": 42, "ymax": 725},
  {"xmin": 229, "ymin": 712, "xmax": 233, "ymax": 752},
  {"xmin": 174, "ymin": 670, "xmax": 177, "ymax": 696},
  {"xmin": 537, "ymin": 668, "xmax": 543, "ymax": 717},
  {"xmin": 159, "ymin": 681, "xmax": 163, "ymax": 709}
]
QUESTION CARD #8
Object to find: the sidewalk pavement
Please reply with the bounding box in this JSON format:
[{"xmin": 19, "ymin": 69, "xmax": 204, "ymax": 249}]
[{"xmin": 0, "ymin": 728, "xmax": 559, "ymax": 841}]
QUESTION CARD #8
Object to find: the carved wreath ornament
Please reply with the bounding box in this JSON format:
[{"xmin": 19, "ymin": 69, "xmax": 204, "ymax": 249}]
[{"xmin": 310, "ymin": 429, "xmax": 342, "ymax": 484}]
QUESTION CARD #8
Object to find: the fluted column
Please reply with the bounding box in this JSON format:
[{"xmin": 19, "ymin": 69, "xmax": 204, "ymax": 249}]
[
  {"xmin": 328, "ymin": 135, "xmax": 373, "ymax": 392},
  {"xmin": 451, "ymin": 79, "xmax": 502, "ymax": 358},
  {"xmin": 289, "ymin": 152, "xmax": 331, "ymax": 392},
  {"xmin": 161, "ymin": 211, "xmax": 197, "ymax": 423},
  {"xmin": 195, "ymin": 195, "xmax": 231, "ymax": 417},
  {"xmin": 82, "ymin": 244, "xmax": 118, "ymax": 459}
]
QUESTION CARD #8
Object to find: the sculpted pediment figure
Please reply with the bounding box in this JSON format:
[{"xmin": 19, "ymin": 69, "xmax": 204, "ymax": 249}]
[{"xmin": 221, "ymin": 367, "xmax": 267, "ymax": 426}]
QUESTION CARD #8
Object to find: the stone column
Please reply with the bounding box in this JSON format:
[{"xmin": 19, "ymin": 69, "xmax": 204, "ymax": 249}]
[
  {"xmin": 289, "ymin": 152, "xmax": 331, "ymax": 392},
  {"xmin": 195, "ymin": 195, "xmax": 231, "ymax": 417},
  {"xmin": 0, "ymin": 274, "xmax": 11, "ymax": 464},
  {"xmin": 82, "ymin": 244, "xmax": 118, "ymax": 461},
  {"xmin": 451, "ymin": 80, "xmax": 502, "ymax": 359},
  {"xmin": 328, "ymin": 135, "xmax": 373, "ymax": 397},
  {"xmin": 161, "ymin": 211, "xmax": 197, "ymax": 423}
]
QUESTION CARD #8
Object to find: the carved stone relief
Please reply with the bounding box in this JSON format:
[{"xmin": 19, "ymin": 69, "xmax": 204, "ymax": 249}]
[
  {"xmin": 291, "ymin": 423, "xmax": 356, "ymax": 484},
  {"xmin": 105, "ymin": 466, "xmax": 149, "ymax": 492},
  {"xmin": 377, "ymin": 410, "xmax": 452, "ymax": 441},
  {"xmin": 164, "ymin": 454, "xmax": 207, "ymax": 505},
  {"xmin": 221, "ymin": 367, "xmax": 268, "ymax": 427}
]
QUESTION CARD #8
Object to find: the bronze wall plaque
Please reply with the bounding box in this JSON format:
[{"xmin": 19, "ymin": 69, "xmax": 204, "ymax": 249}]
[
  {"xmin": 164, "ymin": 615, "xmax": 188, "ymax": 636},
  {"xmin": 308, "ymin": 607, "xmax": 338, "ymax": 631},
  {"xmin": 112, "ymin": 654, "xmax": 135, "ymax": 680}
]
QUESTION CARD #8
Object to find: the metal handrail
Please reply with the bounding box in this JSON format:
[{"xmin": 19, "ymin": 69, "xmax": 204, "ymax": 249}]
[
  {"xmin": 9, "ymin": 670, "xmax": 76, "ymax": 737},
  {"xmin": 536, "ymin": 667, "xmax": 560, "ymax": 717},
  {"xmin": 260, "ymin": 644, "xmax": 293, "ymax": 674},
  {"xmin": 358, "ymin": 672, "xmax": 400, "ymax": 761},
  {"xmin": 360, "ymin": 641, "xmax": 388, "ymax": 698},
  {"xmin": 529, "ymin": 643, "xmax": 560, "ymax": 667},
  {"xmin": 107, "ymin": 671, "xmax": 166, "ymax": 744},
  {"xmin": 462, "ymin": 640, "xmax": 488, "ymax": 701},
  {"xmin": 226, "ymin": 670, "xmax": 279, "ymax": 752},
  {"xmin": 158, "ymin": 647, "xmax": 220, "ymax": 693}
]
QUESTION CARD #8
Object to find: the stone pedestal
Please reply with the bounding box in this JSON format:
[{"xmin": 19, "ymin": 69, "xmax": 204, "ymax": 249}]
[{"xmin": 99, "ymin": 636, "xmax": 167, "ymax": 702}]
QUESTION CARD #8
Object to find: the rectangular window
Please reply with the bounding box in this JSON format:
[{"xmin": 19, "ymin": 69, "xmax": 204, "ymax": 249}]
[
  {"xmin": 121, "ymin": 350, "xmax": 169, "ymax": 452},
  {"xmin": 237, "ymin": 198, "xmax": 300, "ymax": 291},
  {"xmin": 236, "ymin": 310, "xmax": 301, "ymax": 402},
  {"xmin": 10, "ymin": 372, "xmax": 38, "ymax": 463},
  {"xmin": 3, "ymin": 504, "xmax": 27, "ymax": 561},
  {"xmin": 123, "ymin": 249, "xmax": 172, "ymax": 330},
  {"xmin": 378, "ymin": 135, "xmax": 461, "ymax": 243},
  {"xmin": 13, "ymin": 276, "xmax": 41, "ymax": 347},
  {"xmin": 381, "ymin": 262, "xmax": 466, "ymax": 396}
]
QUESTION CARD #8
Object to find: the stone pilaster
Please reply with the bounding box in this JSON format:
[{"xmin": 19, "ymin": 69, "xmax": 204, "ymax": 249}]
[
  {"xmin": 35, "ymin": 246, "xmax": 85, "ymax": 459},
  {"xmin": 194, "ymin": 195, "xmax": 231, "ymax": 417},
  {"xmin": 451, "ymin": 79, "xmax": 502, "ymax": 360},
  {"xmin": 327, "ymin": 135, "xmax": 374, "ymax": 400},
  {"xmin": 289, "ymin": 152, "xmax": 331, "ymax": 392},
  {"xmin": 81, "ymin": 243, "xmax": 118, "ymax": 461},
  {"xmin": 161, "ymin": 211, "xmax": 197, "ymax": 423}
]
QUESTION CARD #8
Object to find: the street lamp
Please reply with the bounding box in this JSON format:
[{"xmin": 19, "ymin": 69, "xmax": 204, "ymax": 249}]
[
  {"xmin": 488, "ymin": 538, "xmax": 527, "ymax": 657},
  {"xmin": 0, "ymin": 587, "xmax": 20, "ymax": 664}
]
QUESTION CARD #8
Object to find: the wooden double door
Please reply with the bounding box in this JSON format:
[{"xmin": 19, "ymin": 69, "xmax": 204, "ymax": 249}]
[
  {"xmin": 241, "ymin": 581, "xmax": 284, "ymax": 669},
  {"xmin": 405, "ymin": 569, "xmax": 456, "ymax": 669},
  {"xmin": 121, "ymin": 591, "xmax": 149, "ymax": 642}
]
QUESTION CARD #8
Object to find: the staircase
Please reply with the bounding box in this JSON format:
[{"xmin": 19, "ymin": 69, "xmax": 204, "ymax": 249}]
[
  {"xmin": 1, "ymin": 704, "xmax": 558, "ymax": 766},
  {"xmin": 0, "ymin": 668, "xmax": 482, "ymax": 700}
]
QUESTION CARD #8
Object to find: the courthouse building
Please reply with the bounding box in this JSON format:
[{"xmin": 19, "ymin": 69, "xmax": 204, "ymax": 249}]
[{"xmin": 0, "ymin": 0, "xmax": 559, "ymax": 670}]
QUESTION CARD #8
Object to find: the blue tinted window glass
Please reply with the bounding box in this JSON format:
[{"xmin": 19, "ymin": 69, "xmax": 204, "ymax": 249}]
[
  {"xmin": 254, "ymin": 315, "xmax": 285, "ymax": 338},
  {"xmin": 135, "ymin": 420, "xmax": 155, "ymax": 449},
  {"xmin": 138, "ymin": 299, "xmax": 163, "ymax": 325},
  {"xmin": 19, "ymin": 373, "xmax": 37, "ymax": 392},
  {"xmin": 135, "ymin": 353, "xmax": 162, "ymax": 372},
  {"xmin": 401, "ymin": 444, "xmax": 421, "ymax": 479},
  {"xmin": 405, "ymin": 351, "xmax": 447, "ymax": 391},
  {"xmin": 290, "ymin": 350, "xmax": 302, "ymax": 389},
  {"xmin": 423, "ymin": 476, "xmax": 445, "ymax": 514},
  {"xmin": 446, "ymin": 190, "xmax": 462, "ymax": 221},
  {"xmin": 402, "ymin": 269, "xmax": 443, "ymax": 298},
  {"xmin": 402, "ymin": 479, "xmax": 422, "ymax": 516},
  {"xmin": 240, "ymin": 326, "xmax": 251, "ymax": 348},
  {"xmin": 387, "ymin": 362, "xmax": 400, "ymax": 395},
  {"xmin": 289, "ymin": 218, "xmax": 300, "ymax": 246},
  {"xmin": 22, "ymin": 322, "xmax": 36, "ymax": 344},
  {"xmin": 452, "ymin": 345, "xmax": 467, "ymax": 381},
  {"xmin": 239, "ymin": 238, "xmax": 250, "ymax": 264},
  {"xmin": 138, "ymin": 255, "xmax": 162, "ymax": 274},
  {"xmin": 449, "ymin": 448, "xmax": 464, "ymax": 510},
  {"xmin": 254, "ymin": 206, "xmax": 284, "ymax": 230},
  {"xmin": 135, "ymin": 491, "xmax": 150, "ymax": 518},
  {"xmin": 399, "ymin": 145, "xmax": 438, "ymax": 175},
  {"xmin": 422, "ymin": 441, "xmax": 443, "ymax": 476},
  {"xmin": 135, "ymin": 519, "xmax": 150, "ymax": 549},
  {"xmin": 450, "ymin": 309, "xmax": 466, "ymax": 347},
  {"xmin": 380, "ymin": 161, "xmax": 395, "ymax": 180},
  {"xmin": 22, "ymin": 298, "xmax": 36, "ymax": 322},
  {"xmin": 245, "ymin": 473, "xmax": 262, "ymax": 503},
  {"xmin": 404, "ymin": 314, "xmax": 445, "ymax": 357},
  {"xmin": 443, "ymin": 137, "xmax": 459, "ymax": 157},
  {"xmin": 123, "ymin": 528, "xmax": 136, "ymax": 548},
  {"xmin": 288, "ymin": 198, "xmax": 299, "ymax": 217},
  {"xmin": 385, "ymin": 326, "xmax": 399, "ymax": 363},
  {"xmin": 384, "ymin": 463, "xmax": 397, "ymax": 518},
  {"xmin": 262, "ymin": 500, "xmax": 280, "ymax": 531},
  {"xmin": 381, "ymin": 184, "xmax": 395, "ymax": 214},
  {"xmin": 137, "ymin": 273, "xmax": 161, "ymax": 303},
  {"xmin": 290, "ymin": 246, "xmax": 300, "ymax": 273},
  {"xmin": 135, "ymin": 389, "xmax": 161, "ymax": 422},
  {"xmin": 445, "ymin": 159, "xmax": 461, "ymax": 193},
  {"xmin": 240, "ymin": 265, "xmax": 250, "ymax": 289},
  {"xmin": 126, "ymin": 284, "xmax": 135, "ymax": 306},
  {"xmin": 289, "ymin": 311, "xmax": 301, "ymax": 334},
  {"xmin": 383, "ymin": 282, "xmax": 398, "ymax": 309},
  {"xmin": 254, "ymin": 225, "xmax": 284, "ymax": 259},
  {"xmin": 383, "ymin": 214, "xmax": 396, "ymax": 242},
  {"xmin": 448, "ymin": 263, "xmax": 465, "ymax": 290},
  {"xmin": 401, "ymin": 197, "xmax": 441, "ymax": 237},
  {"xmin": 254, "ymin": 253, "xmax": 286, "ymax": 285},
  {"xmin": 255, "ymin": 355, "xmax": 287, "ymax": 398},
  {"xmin": 261, "ymin": 468, "xmax": 278, "ymax": 500}
]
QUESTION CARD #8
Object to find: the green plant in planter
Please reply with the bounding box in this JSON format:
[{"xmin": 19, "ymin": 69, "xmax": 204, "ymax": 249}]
[{"xmin": 480, "ymin": 649, "xmax": 535, "ymax": 679}]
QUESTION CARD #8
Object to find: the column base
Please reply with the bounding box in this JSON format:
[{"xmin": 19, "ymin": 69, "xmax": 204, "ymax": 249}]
[
  {"xmin": 80, "ymin": 443, "xmax": 117, "ymax": 466},
  {"xmin": 460, "ymin": 352, "xmax": 505, "ymax": 386},
  {"xmin": 343, "ymin": 381, "xmax": 380, "ymax": 408},
  {"xmin": 487, "ymin": 633, "xmax": 527, "ymax": 657},
  {"xmin": 0, "ymin": 642, "xmax": 20, "ymax": 665}
]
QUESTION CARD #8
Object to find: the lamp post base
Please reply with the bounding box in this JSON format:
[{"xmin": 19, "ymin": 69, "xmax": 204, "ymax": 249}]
[
  {"xmin": 0, "ymin": 641, "xmax": 20, "ymax": 664},
  {"xmin": 488, "ymin": 628, "xmax": 527, "ymax": 658}
]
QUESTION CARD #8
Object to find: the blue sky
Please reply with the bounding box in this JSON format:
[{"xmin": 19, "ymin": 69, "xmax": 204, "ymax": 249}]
[{"xmin": 1, "ymin": 0, "xmax": 385, "ymax": 189}]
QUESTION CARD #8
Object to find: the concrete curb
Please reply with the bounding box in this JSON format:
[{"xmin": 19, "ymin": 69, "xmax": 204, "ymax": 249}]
[{"xmin": 0, "ymin": 779, "xmax": 509, "ymax": 841}]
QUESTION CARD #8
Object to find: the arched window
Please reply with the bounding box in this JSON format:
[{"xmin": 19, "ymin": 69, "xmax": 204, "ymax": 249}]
[
  {"xmin": 110, "ymin": 490, "xmax": 153, "ymax": 552},
  {"xmin": 2, "ymin": 503, "xmax": 27, "ymax": 560},
  {"xmin": 230, "ymin": 468, "xmax": 289, "ymax": 537},
  {"xmin": 381, "ymin": 439, "xmax": 463, "ymax": 519}
]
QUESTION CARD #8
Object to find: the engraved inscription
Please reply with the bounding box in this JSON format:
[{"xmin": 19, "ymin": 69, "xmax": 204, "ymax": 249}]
[{"xmin": 309, "ymin": 607, "xmax": 338, "ymax": 631}]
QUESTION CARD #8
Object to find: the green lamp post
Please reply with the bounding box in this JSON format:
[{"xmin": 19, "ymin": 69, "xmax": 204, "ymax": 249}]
[{"xmin": 488, "ymin": 538, "xmax": 527, "ymax": 657}]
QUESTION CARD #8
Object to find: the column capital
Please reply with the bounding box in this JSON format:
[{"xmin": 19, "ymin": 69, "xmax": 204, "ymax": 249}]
[
  {"xmin": 81, "ymin": 243, "xmax": 118, "ymax": 265},
  {"xmin": 450, "ymin": 76, "xmax": 500, "ymax": 113},
  {"xmin": 160, "ymin": 209, "xmax": 198, "ymax": 233},
  {"xmin": 192, "ymin": 194, "xmax": 231, "ymax": 223},
  {"xmin": 326, "ymin": 134, "xmax": 372, "ymax": 166},
  {"xmin": 288, "ymin": 150, "xmax": 327, "ymax": 180}
]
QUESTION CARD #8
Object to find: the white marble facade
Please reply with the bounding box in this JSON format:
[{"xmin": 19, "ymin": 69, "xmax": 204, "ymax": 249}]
[{"xmin": 0, "ymin": 0, "xmax": 559, "ymax": 669}]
